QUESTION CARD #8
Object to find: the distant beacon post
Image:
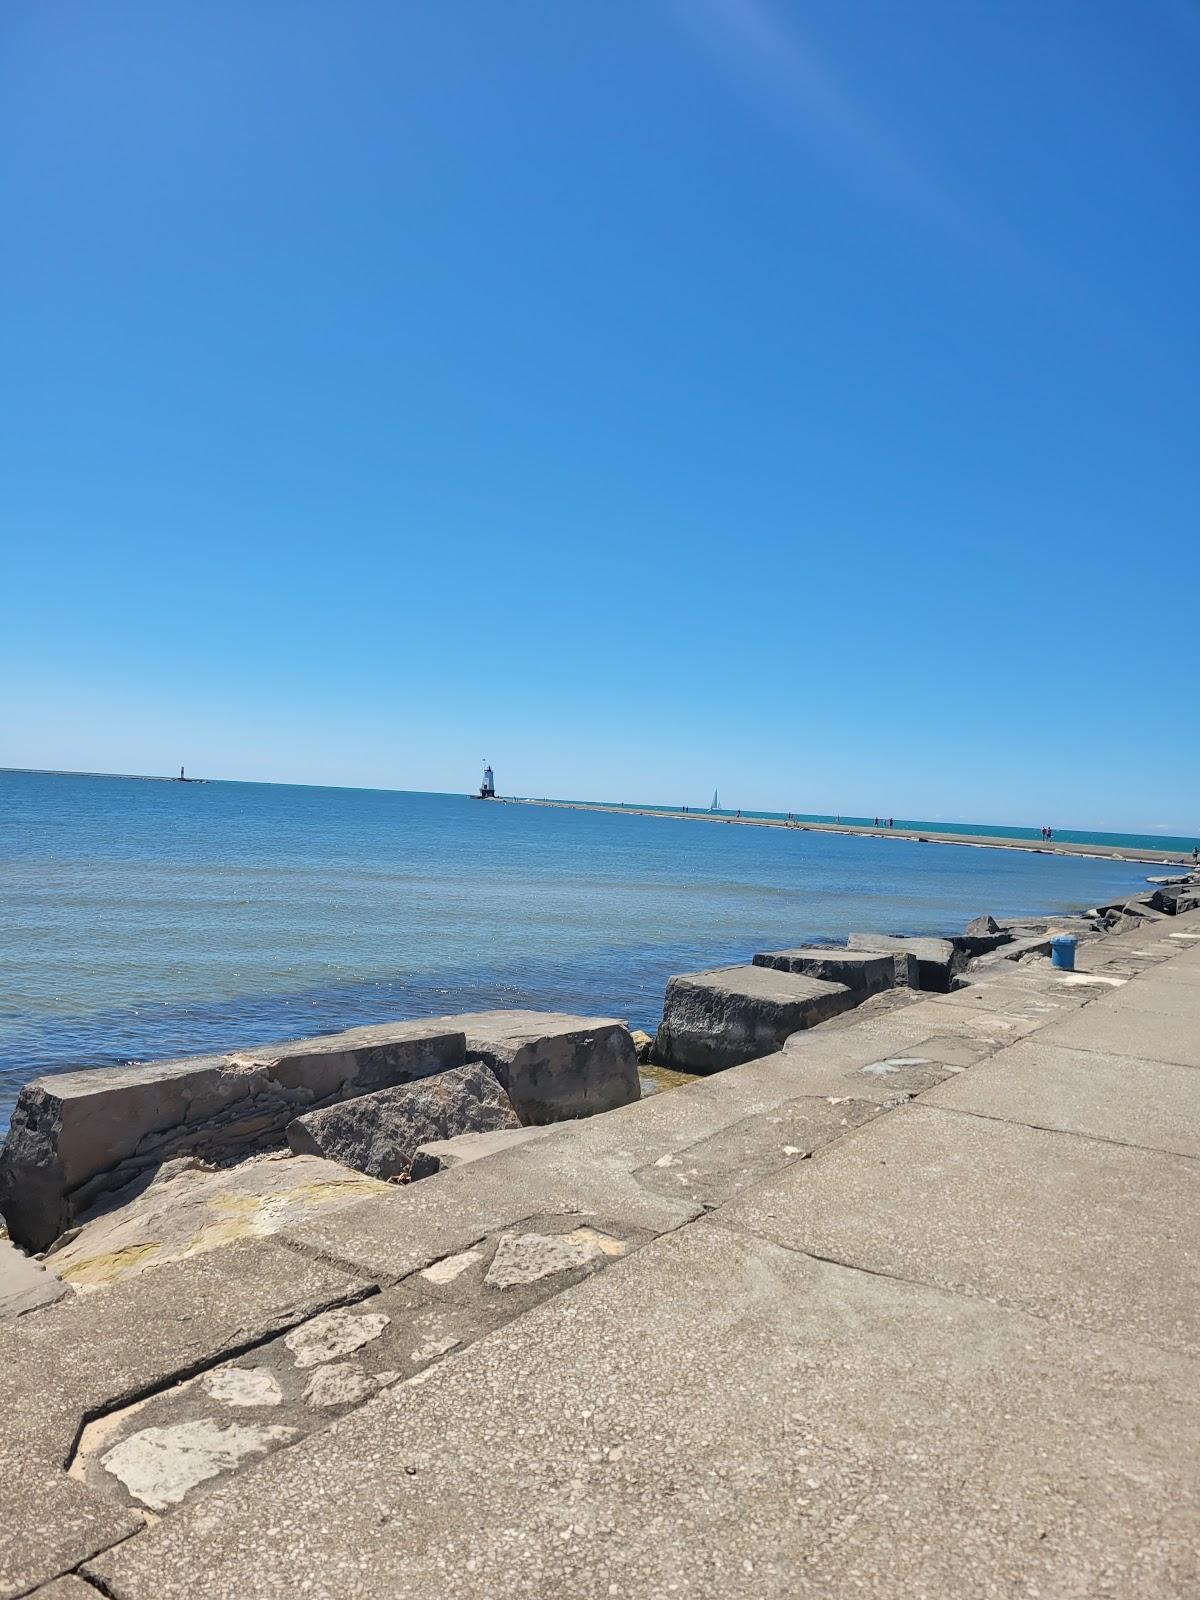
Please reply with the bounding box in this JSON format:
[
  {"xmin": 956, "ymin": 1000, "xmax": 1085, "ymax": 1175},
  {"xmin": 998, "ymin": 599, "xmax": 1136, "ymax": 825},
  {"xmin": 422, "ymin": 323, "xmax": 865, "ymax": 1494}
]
[{"xmin": 479, "ymin": 763, "xmax": 496, "ymax": 799}]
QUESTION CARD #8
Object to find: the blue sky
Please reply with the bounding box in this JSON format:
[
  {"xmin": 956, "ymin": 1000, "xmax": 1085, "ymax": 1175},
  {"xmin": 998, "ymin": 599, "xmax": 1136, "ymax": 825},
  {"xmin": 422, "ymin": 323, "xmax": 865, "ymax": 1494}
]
[{"xmin": 2, "ymin": 2, "xmax": 1197, "ymax": 832}]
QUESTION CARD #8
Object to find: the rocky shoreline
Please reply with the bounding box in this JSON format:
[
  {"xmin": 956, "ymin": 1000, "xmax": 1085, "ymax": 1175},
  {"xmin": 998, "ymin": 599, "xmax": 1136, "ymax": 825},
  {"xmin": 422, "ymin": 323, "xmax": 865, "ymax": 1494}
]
[
  {"xmin": 1, "ymin": 885, "xmax": 1198, "ymax": 1596},
  {"xmin": 3, "ymin": 870, "xmax": 1196, "ymax": 1303}
]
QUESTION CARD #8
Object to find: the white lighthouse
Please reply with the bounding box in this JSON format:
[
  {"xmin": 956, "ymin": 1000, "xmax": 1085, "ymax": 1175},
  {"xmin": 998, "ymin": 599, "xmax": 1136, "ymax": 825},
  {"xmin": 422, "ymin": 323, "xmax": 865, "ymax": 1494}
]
[{"xmin": 479, "ymin": 763, "xmax": 496, "ymax": 799}]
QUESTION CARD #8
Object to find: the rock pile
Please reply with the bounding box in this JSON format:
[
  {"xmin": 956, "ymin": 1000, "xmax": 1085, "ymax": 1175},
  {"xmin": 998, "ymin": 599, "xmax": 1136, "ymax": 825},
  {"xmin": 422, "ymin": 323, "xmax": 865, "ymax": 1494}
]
[{"xmin": 0, "ymin": 1011, "xmax": 641, "ymax": 1253}]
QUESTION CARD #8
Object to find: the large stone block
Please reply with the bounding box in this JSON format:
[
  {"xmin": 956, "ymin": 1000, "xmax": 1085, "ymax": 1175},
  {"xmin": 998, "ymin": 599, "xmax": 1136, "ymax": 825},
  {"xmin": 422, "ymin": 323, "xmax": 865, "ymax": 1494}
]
[
  {"xmin": 846, "ymin": 933, "xmax": 959, "ymax": 992},
  {"xmin": 953, "ymin": 914, "xmax": 1014, "ymax": 957},
  {"xmin": 653, "ymin": 965, "xmax": 856, "ymax": 1074},
  {"xmin": 0, "ymin": 1021, "xmax": 465, "ymax": 1251},
  {"xmin": 752, "ymin": 947, "xmax": 911, "ymax": 993},
  {"xmin": 1152, "ymin": 884, "xmax": 1200, "ymax": 915},
  {"xmin": 286, "ymin": 1062, "xmax": 520, "ymax": 1180},
  {"xmin": 430, "ymin": 1012, "xmax": 641, "ymax": 1124}
]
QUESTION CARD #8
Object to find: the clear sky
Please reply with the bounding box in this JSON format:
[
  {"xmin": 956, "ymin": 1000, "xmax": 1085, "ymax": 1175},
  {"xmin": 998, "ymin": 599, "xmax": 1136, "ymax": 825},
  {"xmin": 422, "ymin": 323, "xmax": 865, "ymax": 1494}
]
[{"xmin": 2, "ymin": 2, "xmax": 1197, "ymax": 832}]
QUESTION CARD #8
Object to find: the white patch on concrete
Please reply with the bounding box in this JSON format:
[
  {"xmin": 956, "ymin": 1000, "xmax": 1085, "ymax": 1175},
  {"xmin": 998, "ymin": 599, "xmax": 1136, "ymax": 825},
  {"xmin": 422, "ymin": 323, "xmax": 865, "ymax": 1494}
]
[
  {"xmin": 302, "ymin": 1362, "xmax": 379, "ymax": 1410},
  {"xmin": 283, "ymin": 1307, "xmax": 390, "ymax": 1369},
  {"xmin": 863, "ymin": 1057, "xmax": 929, "ymax": 1076},
  {"xmin": 420, "ymin": 1249, "xmax": 483, "ymax": 1285},
  {"xmin": 201, "ymin": 1367, "xmax": 283, "ymax": 1407},
  {"xmin": 652, "ymin": 1154, "xmax": 678, "ymax": 1168},
  {"xmin": 1055, "ymin": 973, "xmax": 1126, "ymax": 987},
  {"xmin": 568, "ymin": 1226, "xmax": 627, "ymax": 1258},
  {"xmin": 410, "ymin": 1335, "xmax": 461, "ymax": 1364},
  {"xmin": 485, "ymin": 1231, "xmax": 603, "ymax": 1291},
  {"xmin": 101, "ymin": 1419, "xmax": 296, "ymax": 1510}
]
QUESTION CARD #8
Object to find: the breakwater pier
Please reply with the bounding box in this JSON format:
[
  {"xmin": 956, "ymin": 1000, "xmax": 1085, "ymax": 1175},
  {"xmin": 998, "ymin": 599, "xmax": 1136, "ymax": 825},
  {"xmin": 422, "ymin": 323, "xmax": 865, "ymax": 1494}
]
[
  {"xmin": 517, "ymin": 797, "xmax": 1194, "ymax": 865},
  {"xmin": 2, "ymin": 902, "xmax": 1199, "ymax": 1596}
]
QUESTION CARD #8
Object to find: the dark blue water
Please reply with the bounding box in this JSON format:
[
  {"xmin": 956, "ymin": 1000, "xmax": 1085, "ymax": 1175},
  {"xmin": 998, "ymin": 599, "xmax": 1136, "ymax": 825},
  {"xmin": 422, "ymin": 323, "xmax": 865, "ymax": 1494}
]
[{"xmin": 0, "ymin": 769, "xmax": 1158, "ymax": 1127}]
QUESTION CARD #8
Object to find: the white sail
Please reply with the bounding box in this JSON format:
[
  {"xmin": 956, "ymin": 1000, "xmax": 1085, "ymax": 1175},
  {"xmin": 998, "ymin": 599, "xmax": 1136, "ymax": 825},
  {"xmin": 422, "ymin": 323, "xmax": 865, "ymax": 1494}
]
[{"xmin": 710, "ymin": 790, "xmax": 720, "ymax": 811}]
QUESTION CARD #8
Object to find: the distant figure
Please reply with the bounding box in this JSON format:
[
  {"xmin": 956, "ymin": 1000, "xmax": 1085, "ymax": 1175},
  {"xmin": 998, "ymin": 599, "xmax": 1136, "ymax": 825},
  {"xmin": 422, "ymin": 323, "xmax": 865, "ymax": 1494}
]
[
  {"xmin": 888, "ymin": 817, "xmax": 894, "ymax": 828},
  {"xmin": 873, "ymin": 816, "xmax": 878, "ymax": 828},
  {"xmin": 1192, "ymin": 846, "xmax": 1198, "ymax": 864},
  {"xmin": 1047, "ymin": 826, "xmax": 1053, "ymax": 841},
  {"xmin": 736, "ymin": 809, "xmax": 742, "ymax": 819},
  {"xmin": 683, "ymin": 804, "xmax": 687, "ymax": 814}
]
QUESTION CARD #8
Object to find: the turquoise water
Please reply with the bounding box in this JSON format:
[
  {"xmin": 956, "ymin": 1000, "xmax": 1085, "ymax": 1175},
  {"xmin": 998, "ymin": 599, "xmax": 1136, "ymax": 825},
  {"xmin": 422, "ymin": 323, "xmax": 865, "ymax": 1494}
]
[{"xmin": 0, "ymin": 769, "xmax": 1163, "ymax": 1127}]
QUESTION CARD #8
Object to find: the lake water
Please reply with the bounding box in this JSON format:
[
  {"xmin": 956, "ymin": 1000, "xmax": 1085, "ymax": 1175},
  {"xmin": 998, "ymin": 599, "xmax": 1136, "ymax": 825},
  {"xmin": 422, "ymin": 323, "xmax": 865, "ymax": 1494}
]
[{"xmin": 0, "ymin": 769, "xmax": 1161, "ymax": 1127}]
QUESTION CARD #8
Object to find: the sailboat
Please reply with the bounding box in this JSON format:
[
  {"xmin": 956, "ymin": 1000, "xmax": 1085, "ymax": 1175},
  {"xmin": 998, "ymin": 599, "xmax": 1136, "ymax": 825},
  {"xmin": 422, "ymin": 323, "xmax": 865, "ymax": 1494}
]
[{"xmin": 710, "ymin": 789, "xmax": 720, "ymax": 812}]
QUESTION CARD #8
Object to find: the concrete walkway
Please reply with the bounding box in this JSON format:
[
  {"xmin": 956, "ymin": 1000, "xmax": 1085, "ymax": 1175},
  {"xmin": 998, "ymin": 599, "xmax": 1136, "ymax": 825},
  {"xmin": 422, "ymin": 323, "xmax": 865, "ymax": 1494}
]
[{"xmin": 3, "ymin": 914, "xmax": 1199, "ymax": 1598}]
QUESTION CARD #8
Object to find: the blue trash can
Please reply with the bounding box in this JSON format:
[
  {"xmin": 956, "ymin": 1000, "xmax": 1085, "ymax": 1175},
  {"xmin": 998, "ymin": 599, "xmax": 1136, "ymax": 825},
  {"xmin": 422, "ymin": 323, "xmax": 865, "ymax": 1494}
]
[{"xmin": 1050, "ymin": 935, "xmax": 1076, "ymax": 971}]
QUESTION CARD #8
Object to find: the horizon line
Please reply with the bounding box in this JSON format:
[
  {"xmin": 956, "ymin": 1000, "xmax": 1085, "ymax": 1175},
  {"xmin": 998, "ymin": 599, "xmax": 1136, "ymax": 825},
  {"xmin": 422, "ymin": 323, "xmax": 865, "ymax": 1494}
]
[{"xmin": 1, "ymin": 765, "xmax": 1196, "ymax": 844}]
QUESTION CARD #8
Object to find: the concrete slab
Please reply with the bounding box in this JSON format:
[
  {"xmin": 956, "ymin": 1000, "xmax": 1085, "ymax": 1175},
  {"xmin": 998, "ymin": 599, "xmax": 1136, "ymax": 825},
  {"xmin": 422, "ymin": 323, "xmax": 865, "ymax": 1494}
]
[
  {"xmin": 725, "ymin": 1039, "xmax": 959, "ymax": 1103},
  {"xmin": 410, "ymin": 1124, "xmax": 552, "ymax": 1180},
  {"xmin": 787, "ymin": 1000, "xmax": 1045, "ymax": 1060},
  {"xmin": 1087, "ymin": 975, "xmax": 1200, "ymax": 1022},
  {"xmin": 0, "ymin": 1238, "xmax": 67, "ymax": 1319},
  {"xmin": 1037, "ymin": 1001, "xmax": 1200, "ymax": 1069},
  {"xmin": 0, "ymin": 1469, "xmax": 141, "ymax": 1600},
  {"xmin": 87, "ymin": 1221, "xmax": 1200, "ymax": 1600},
  {"xmin": 0, "ymin": 1239, "xmax": 372, "ymax": 1463},
  {"xmin": 283, "ymin": 1113, "xmax": 703, "ymax": 1283},
  {"xmin": 930, "ymin": 978, "xmax": 1088, "ymax": 1021},
  {"xmin": 632, "ymin": 1095, "xmax": 882, "ymax": 1209},
  {"xmin": 65, "ymin": 1217, "xmax": 638, "ymax": 1521},
  {"xmin": 654, "ymin": 965, "xmax": 856, "ymax": 1073},
  {"xmin": 921, "ymin": 1038, "xmax": 1200, "ymax": 1158},
  {"xmin": 719, "ymin": 1104, "xmax": 1200, "ymax": 1354},
  {"xmin": 0, "ymin": 1239, "xmax": 369, "ymax": 1598}
]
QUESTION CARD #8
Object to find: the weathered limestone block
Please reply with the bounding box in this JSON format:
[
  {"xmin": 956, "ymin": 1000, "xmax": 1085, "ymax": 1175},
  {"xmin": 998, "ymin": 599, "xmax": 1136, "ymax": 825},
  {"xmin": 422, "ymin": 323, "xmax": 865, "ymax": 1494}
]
[
  {"xmin": 286, "ymin": 1062, "xmax": 520, "ymax": 1180},
  {"xmin": 430, "ymin": 1011, "xmax": 642, "ymax": 1124},
  {"xmin": 653, "ymin": 965, "xmax": 857, "ymax": 1074},
  {"xmin": 44, "ymin": 1152, "xmax": 388, "ymax": 1291},
  {"xmin": 752, "ymin": 947, "xmax": 910, "ymax": 994},
  {"xmin": 0, "ymin": 1021, "xmax": 464, "ymax": 1252},
  {"xmin": 846, "ymin": 933, "xmax": 959, "ymax": 992},
  {"xmin": 410, "ymin": 1125, "xmax": 553, "ymax": 1181}
]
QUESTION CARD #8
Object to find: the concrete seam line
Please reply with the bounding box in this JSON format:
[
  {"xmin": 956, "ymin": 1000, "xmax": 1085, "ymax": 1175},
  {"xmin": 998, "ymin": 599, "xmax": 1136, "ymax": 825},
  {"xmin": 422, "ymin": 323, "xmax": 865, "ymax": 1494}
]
[
  {"xmin": 73, "ymin": 1550, "xmax": 132, "ymax": 1599},
  {"xmin": 916, "ymin": 1101, "xmax": 1200, "ymax": 1164},
  {"xmin": 701, "ymin": 1210, "xmax": 1200, "ymax": 1360},
  {"xmin": 5, "ymin": 1521, "xmax": 143, "ymax": 1600}
]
